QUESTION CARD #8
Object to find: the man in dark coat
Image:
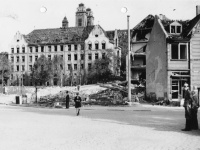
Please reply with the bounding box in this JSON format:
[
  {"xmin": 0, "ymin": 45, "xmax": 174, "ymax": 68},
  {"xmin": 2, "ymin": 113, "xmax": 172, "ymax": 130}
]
[
  {"xmin": 66, "ymin": 91, "xmax": 70, "ymax": 109},
  {"xmin": 191, "ymin": 90, "xmax": 199, "ymax": 130},
  {"xmin": 182, "ymin": 83, "xmax": 192, "ymax": 131},
  {"xmin": 74, "ymin": 93, "xmax": 82, "ymax": 116}
]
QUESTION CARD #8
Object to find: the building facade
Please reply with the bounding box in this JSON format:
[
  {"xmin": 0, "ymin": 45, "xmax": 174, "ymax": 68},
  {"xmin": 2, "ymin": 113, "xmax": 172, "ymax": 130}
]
[{"xmin": 9, "ymin": 3, "xmax": 121, "ymax": 86}]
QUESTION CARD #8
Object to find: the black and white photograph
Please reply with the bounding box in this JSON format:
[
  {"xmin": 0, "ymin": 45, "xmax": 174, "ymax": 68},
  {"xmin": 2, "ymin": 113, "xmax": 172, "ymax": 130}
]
[{"xmin": 0, "ymin": 0, "xmax": 200, "ymax": 149}]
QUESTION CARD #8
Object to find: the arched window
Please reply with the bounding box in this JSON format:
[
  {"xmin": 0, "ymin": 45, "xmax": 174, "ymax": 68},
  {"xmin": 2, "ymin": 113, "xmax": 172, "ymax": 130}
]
[
  {"xmin": 102, "ymin": 41, "xmax": 106, "ymax": 49},
  {"xmin": 95, "ymin": 41, "xmax": 99, "ymax": 50},
  {"xmin": 88, "ymin": 41, "xmax": 92, "ymax": 50}
]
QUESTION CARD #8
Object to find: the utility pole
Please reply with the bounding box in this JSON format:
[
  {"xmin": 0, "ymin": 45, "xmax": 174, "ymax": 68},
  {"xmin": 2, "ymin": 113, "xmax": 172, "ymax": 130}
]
[{"xmin": 127, "ymin": 15, "xmax": 131, "ymax": 103}]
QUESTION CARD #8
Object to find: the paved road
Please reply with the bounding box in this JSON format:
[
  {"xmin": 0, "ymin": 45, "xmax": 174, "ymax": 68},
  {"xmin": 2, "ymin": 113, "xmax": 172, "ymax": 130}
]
[{"xmin": 0, "ymin": 104, "xmax": 200, "ymax": 150}]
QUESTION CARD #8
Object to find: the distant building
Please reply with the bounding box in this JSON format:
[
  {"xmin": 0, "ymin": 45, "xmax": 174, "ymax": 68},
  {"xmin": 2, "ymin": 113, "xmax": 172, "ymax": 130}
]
[{"xmin": 9, "ymin": 3, "xmax": 121, "ymax": 86}]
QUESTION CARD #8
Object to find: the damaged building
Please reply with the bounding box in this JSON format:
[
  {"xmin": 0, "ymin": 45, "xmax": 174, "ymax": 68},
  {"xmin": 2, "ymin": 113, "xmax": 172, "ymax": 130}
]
[{"xmin": 131, "ymin": 6, "xmax": 200, "ymax": 102}]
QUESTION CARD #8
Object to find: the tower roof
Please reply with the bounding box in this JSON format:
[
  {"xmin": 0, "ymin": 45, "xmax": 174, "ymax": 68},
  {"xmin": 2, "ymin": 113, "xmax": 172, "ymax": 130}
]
[{"xmin": 62, "ymin": 16, "xmax": 68, "ymax": 23}]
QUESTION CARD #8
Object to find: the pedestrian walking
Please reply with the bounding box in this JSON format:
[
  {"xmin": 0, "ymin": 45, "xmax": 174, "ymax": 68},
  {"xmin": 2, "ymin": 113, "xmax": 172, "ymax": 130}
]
[
  {"xmin": 182, "ymin": 83, "xmax": 192, "ymax": 131},
  {"xmin": 74, "ymin": 92, "xmax": 82, "ymax": 116},
  {"xmin": 66, "ymin": 91, "xmax": 70, "ymax": 109},
  {"xmin": 191, "ymin": 90, "xmax": 199, "ymax": 130}
]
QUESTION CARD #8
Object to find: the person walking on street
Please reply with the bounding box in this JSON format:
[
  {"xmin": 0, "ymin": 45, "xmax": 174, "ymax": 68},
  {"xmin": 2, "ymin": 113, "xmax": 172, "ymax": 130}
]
[
  {"xmin": 74, "ymin": 93, "xmax": 82, "ymax": 116},
  {"xmin": 182, "ymin": 83, "xmax": 192, "ymax": 131},
  {"xmin": 191, "ymin": 90, "xmax": 199, "ymax": 130},
  {"xmin": 66, "ymin": 91, "xmax": 70, "ymax": 109}
]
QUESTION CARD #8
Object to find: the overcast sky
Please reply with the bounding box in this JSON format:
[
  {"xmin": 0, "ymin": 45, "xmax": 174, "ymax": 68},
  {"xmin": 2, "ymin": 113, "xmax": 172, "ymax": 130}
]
[{"xmin": 0, "ymin": 0, "xmax": 199, "ymax": 53}]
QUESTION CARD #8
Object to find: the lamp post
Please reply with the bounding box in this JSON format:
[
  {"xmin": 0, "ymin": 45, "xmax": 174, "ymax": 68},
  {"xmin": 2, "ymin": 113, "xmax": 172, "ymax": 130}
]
[{"xmin": 121, "ymin": 7, "xmax": 131, "ymax": 104}]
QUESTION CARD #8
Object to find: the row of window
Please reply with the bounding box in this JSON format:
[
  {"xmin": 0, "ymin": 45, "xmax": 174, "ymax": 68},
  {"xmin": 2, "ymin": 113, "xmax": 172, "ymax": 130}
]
[
  {"xmin": 13, "ymin": 63, "xmax": 93, "ymax": 72},
  {"xmin": 88, "ymin": 42, "xmax": 106, "ymax": 50},
  {"xmin": 11, "ymin": 44, "xmax": 85, "ymax": 53},
  {"xmin": 11, "ymin": 42, "xmax": 107, "ymax": 54},
  {"xmin": 11, "ymin": 53, "xmax": 106, "ymax": 63}
]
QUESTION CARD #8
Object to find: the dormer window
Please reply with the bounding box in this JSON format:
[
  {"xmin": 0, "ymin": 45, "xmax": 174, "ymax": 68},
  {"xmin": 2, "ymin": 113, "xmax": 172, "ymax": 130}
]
[{"xmin": 170, "ymin": 21, "xmax": 182, "ymax": 34}]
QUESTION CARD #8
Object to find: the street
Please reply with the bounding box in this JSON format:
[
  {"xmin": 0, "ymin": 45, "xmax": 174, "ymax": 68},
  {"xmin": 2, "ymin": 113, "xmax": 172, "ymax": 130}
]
[{"xmin": 0, "ymin": 104, "xmax": 200, "ymax": 150}]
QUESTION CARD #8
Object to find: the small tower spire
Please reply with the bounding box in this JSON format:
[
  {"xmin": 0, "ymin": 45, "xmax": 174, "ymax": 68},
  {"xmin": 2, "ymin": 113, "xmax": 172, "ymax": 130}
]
[{"xmin": 62, "ymin": 16, "xmax": 68, "ymax": 28}]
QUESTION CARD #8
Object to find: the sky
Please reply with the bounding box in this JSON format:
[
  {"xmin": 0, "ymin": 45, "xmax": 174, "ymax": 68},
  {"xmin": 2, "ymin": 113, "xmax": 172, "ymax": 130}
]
[{"xmin": 0, "ymin": 0, "xmax": 200, "ymax": 53}]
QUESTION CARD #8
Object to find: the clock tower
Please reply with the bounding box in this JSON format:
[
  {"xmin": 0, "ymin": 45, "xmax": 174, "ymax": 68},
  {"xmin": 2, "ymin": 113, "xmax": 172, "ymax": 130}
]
[{"xmin": 75, "ymin": 3, "xmax": 87, "ymax": 27}]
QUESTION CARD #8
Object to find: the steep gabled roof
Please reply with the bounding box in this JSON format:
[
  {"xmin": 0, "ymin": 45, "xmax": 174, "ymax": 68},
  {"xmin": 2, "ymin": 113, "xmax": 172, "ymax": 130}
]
[{"xmin": 25, "ymin": 26, "xmax": 95, "ymax": 45}]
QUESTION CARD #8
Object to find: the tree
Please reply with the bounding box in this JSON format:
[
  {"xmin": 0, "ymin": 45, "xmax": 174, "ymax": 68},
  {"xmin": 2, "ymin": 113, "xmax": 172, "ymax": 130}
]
[
  {"xmin": 31, "ymin": 55, "xmax": 51, "ymax": 86},
  {"xmin": 0, "ymin": 53, "xmax": 12, "ymax": 87},
  {"xmin": 87, "ymin": 56, "xmax": 112, "ymax": 84},
  {"xmin": 51, "ymin": 55, "xmax": 64, "ymax": 86}
]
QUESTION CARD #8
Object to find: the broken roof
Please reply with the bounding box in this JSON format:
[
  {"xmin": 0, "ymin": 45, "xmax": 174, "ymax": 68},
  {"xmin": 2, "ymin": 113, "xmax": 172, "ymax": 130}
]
[
  {"xmin": 25, "ymin": 26, "xmax": 95, "ymax": 46},
  {"xmin": 157, "ymin": 14, "xmax": 200, "ymax": 41}
]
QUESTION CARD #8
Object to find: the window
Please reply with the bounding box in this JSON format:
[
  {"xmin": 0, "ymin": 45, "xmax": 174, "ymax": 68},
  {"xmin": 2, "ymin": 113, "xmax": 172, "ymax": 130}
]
[
  {"xmin": 117, "ymin": 51, "xmax": 119, "ymax": 57},
  {"xmin": 170, "ymin": 23, "xmax": 182, "ymax": 34},
  {"xmin": 74, "ymin": 45, "xmax": 77, "ymax": 50},
  {"xmin": 48, "ymin": 55, "xmax": 51, "ymax": 60},
  {"xmin": 88, "ymin": 54, "xmax": 92, "ymax": 60},
  {"xmin": 29, "ymin": 56, "xmax": 32, "ymax": 62},
  {"xmin": 54, "ymin": 45, "xmax": 57, "ymax": 52},
  {"xmin": 102, "ymin": 42, "xmax": 106, "ymax": 49},
  {"xmin": 88, "ymin": 63, "xmax": 92, "ymax": 71},
  {"xmin": 22, "ymin": 65, "xmax": 25, "ymax": 71},
  {"xmin": 68, "ymin": 54, "xmax": 71, "ymax": 60},
  {"xmin": 95, "ymin": 53, "xmax": 98, "ymax": 59},
  {"xmin": 16, "ymin": 65, "xmax": 19, "ymax": 71},
  {"xmin": 171, "ymin": 26, "xmax": 175, "ymax": 33},
  {"xmin": 48, "ymin": 46, "xmax": 51, "ymax": 52},
  {"xmin": 81, "ymin": 64, "xmax": 84, "ymax": 69},
  {"xmin": 60, "ymin": 45, "xmax": 63, "ymax": 51},
  {"xmin": 88, "ymin": 43, "xmax": 92, "ymax": 50},
  {"xmin": 29, "ymin": 65, "xmax": 32, "ymax": 71},
  {"xmin": 35, "ymin": 47, "xmax": 38, "ymax": 52},
  {"xmin": 30, "ymin": 47, "xmax": 32, "ymax": 53},
  {"xmin": 68, "ymin": 45, "xmax": 71, "ymax": 51},
  {"xmin": 102, "ymin": 53, "xmax": 106, "ymax": 59},
  {"xmin": 35, "ymin": 56, "xmax": 38, "ymax": 61},
  {"xmin": 68, "ymin": 64, "xmax": 71, "ymax": 70},
  {"xmin": 22, "ymin": 47, "xmax": 25, "ymax": 53},
  {"xmin": 22, "ymin": 56, "xmax": 25, "ymax": 62},
  {"xmin": 74, "ymin": 64, "xmax": 77, "ymax": 70},
  {"xmin": 78, "ymin": 18, "xmax": 82, "ymax": 26},
  {"xmin": 60, "ymin": 55, "xmax": 63, "ymax": 60},
  {"xmin": 81, "ymin": 44, "xmax": 84, "ymax": 50},
  {"xmin": 41, "ymin": 46, "xmax": 44, "ymax": 52},
  {"xmin": 11, "ymin": 57, "xmax": 14, "ymax": 62},
  {"xmin": 17, "ymin": 56, "xmax": 19, "ymax": 62},
  {"xmin": 17, "ymin": 47, "xmax": 19, "ymax": 53},
  {"xmin": 81, "ymin": 54, "xmax": 84, "ymax": 60},
  {"xmin": 11, "ymin": 48, "xmax": 14, "ymax": 53},
  {"xmin": 74, "ymin": 54, "xmax": 77, "ymax": 60},
  {"xmin": 171, "ymin": 43, "xmax": 187, "ymax": 60},
  {"xmin": 95, "ymin": 42, "xmax": 99, "ymax": 50}
]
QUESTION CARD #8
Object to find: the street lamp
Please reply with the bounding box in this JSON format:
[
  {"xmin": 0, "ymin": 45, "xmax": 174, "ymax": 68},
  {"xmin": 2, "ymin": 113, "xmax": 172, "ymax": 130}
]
[{"xmin": 121, "ymin": 7, "xmax": 131, "ymax": 104}]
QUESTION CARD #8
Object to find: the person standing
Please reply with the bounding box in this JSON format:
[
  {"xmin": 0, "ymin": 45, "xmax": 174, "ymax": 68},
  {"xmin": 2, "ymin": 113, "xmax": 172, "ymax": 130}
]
[
  {"xmin": 191, "ymin": 90, "xmax": 199, "ymax": 130},
  {"xmin": 74, "ymin": 93, "xmax": 82, "ymax": 116},
  {"xmin": 66, "ymin": 91, "xmax": 70, "ymax": 109},
  {"xmin": 182, "ymin": 83, "xmax": 192, "ymax": 131}
]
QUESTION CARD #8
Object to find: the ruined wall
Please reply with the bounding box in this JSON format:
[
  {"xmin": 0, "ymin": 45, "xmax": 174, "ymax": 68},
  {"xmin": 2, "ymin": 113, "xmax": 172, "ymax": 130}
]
[{"xmin": 146, "ymin": 16, "xmax": 167, "ymax": 100}]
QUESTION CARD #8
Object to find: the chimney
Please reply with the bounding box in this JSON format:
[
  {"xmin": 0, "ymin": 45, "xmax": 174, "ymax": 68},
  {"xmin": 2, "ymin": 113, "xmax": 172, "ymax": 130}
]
[{"xmin": 196, "ymin": 5, "xmax": 200, "ymax": 16}]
